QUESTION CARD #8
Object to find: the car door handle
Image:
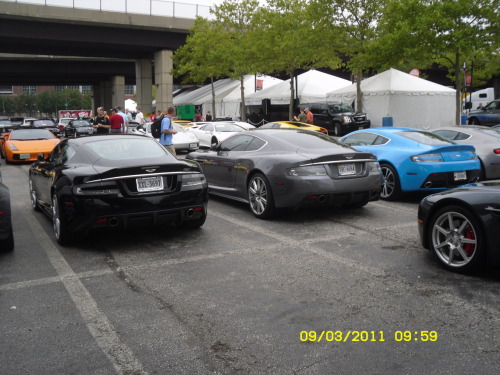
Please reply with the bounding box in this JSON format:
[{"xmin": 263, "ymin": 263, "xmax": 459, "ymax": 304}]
[{"xmin": 485, "ymin": 206, "xmax": 500, "ymax": 213}]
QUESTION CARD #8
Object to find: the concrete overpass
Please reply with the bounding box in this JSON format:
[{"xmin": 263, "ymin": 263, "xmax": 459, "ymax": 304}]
[{"xmin": 0, "ymin": 1, "xmax": 199, "ymax": 113}]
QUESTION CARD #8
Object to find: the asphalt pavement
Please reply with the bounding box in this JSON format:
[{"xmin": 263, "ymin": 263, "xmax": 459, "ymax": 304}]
[{"xmin": 1, "ymin": 158, "xmax": 499, "ymax": 375}]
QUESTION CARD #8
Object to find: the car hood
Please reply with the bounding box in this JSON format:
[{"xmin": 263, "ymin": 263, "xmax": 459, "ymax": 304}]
[{"xmin": 8, "ymin": 139, "xmax": 59, "ymax": 151}]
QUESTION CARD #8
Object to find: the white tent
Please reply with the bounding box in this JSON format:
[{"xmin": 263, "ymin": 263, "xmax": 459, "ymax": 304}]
[
  {"xmin": 326, "ymin": 68, "xmax": 457, "ymax": 129},
  {"xmin": 174, "ymin": 75, "xmax": 283, "ymax": 119},
  {"xmin": 245, "ymin": 70, "xmax": 352, "ymax": 106},
  {"xmin": 200, "ymin": 75, "xmax": 283, "ymax": 119}
]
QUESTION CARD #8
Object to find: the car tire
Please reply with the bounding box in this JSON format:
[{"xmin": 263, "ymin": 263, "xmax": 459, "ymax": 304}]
[
  {"xmin": 380, "ymin": 163, "xmax": 401, "ymax": 200},
  {"xmin": 468, "ymin": 117, "xmax": 480, "ymax": 125},
  {"xmin": 211, "ymin": 137, "xmax": 218, "ymax": 147},
  {"xmin": 428, "ymin": 205, "xmax": 485, "ymax": 273},
  {"xmin": 52, "ymin": 194, "xmax": 72, "ymax": 246},
  {"xmin": 0, "ymin": 227, "xmax": 14, "ymax": 252},
  {"xmin": 248, "ymin": 173, "xmax": 276, "ymax": 219},
  {"xmin": 333, "ymin": 123, "xmax": 342, "ymax": 137},
  {"xmin": 29, "ymin": 177, "xmax": 41, "ymax": 212}
]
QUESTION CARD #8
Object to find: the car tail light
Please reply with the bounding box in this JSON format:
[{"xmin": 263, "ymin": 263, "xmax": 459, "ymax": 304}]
[
  {"xmin": 410, "ymin": 153, "xmax": 443, "ymax": 162},
  {"xmin": 74, "ymin": 181, "xmax": 119, "ymax": 196},
  {"xmin": 320, "ymin": 128, "xmax": 327, "ymax": 134},
  {"xmin": 494, "ymin": 149, "xmax": 500, "ymax": 154}
]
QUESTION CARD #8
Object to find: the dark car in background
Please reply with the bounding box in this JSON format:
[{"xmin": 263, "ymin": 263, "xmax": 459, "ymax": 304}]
[
  {"xmin": 467, "ymin": 99, "xmax": 500, "ymax": 126},
  {"xmin": 29, "ymin": 135, "xmax": 208, "ymax": 245},
  {"xmin": 0, "ymin": 168, "xmax": 14, "ymax": 251},
  {"xmin": 63, "ymin": 119, "xmax": 94, "ymax": 137},
  {"xmin": 0, "ymin": 119, "xmax": 17, "ymax": 133},
  {"xmin": 186, "ymin": 129, "xmax": 382, "ymax": 218},
  {"xmin": 302, "ymin": 102, "xmax": 371, "ymax": 136},
  {"xmin": 28, "ymin": 118, "xmax": 61, "ymax": 137},
  {"xmin": 418, "ymin": 180, "xmax": 500, "ymax": 273}
]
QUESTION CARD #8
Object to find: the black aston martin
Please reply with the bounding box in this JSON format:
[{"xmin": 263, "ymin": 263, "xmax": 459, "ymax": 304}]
[
  {"xmin": 186, "ymin": 129, "xmax": 383, "ymax": 218},
  {"xmin": 418, "ymin": 180, "xmax": 500, "ymax": 272},
  {"xmin": 29, "ymin": 135, "xmax": 208, "ymax": 245}
]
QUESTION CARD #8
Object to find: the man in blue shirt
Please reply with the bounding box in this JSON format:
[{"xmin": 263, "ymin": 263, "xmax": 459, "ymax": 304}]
[
  {"xmin": 160, "ymin": 107, "xmax": 177, "ymax": 156},
  {"xmin": 116, "ymin": 106, "xmax": 129, "ymax": 133}
]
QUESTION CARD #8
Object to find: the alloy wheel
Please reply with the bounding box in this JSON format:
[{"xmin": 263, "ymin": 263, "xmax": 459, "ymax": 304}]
[
  {"xmin": 431, "ymin": 210, "xmax": 477, "ymax": 268},
  {"xmin": 381, "ymin": 166, "xmax": 396, "ymax": 198},
  {"xmin": 248, "ymin": 176, "xmax": 268, "ymax": 215}
]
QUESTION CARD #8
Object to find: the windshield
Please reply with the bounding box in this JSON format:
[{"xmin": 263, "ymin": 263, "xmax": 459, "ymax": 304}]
[
  {"xmin": 10, "ymin": 129, "xmax": 56, "ymax": 140},
  {"xmin": 397, "ymin": 131, "xmax": 454, "ymax": 145},
  {"xmin": 61, "ymin": 118, "xmax": 73, "ymax": 125},
  {"xmin": 70, "ymin": 120, "xmax": 91, "ymax": 128},
  {"xmin": 85, "ymin": 138, "xmax": 168, "ymax": 160},
  {"xmin": 329, "ymin": 103, "xmax": 353, "ymax": 112},
  {"xmin": 214, "ymin": 123, "xmax": 245, "ymax": 132},
  {"xmin": 32, "ymin": 120, "xmax": 55, "ymax": 127}
]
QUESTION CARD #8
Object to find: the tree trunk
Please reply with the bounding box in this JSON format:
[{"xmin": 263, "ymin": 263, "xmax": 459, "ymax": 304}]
[
  {"xmin": 454, "ymin": 51, "xmax": 461, "ymax": 125},
  {"xmin": 356, "ymin": 71, "xmax": 363, "ymax": 113},
  {"xmin": 289, "ymin": 70, "xmax": 295, "ymax": 120},
  {"xmin": 240, "ymin": 74, "xmax": 246, "ymax": 121},
  {"xmin": 211, "ymin": 76, "xmax": 216, "ymax": 119}
]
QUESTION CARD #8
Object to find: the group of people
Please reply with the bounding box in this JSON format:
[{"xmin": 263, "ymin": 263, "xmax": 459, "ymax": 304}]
[
  {"xmin": 92, "ymin": 105, "xmax": 178, "ymax": 156},
  {"xmin": 293, "ymin": 107, "xmax": 313, "ymax": 124}
]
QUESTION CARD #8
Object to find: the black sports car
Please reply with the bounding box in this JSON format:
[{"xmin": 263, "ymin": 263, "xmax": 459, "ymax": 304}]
[
  {"xmin": 29, "ymin": 119, "xmax": 61, "ymax": 137},
  {"xmin": 29, "ymin": 135, "xmax": 208, "ymax": 245},
  {"xmin": 418, "ymin": 180, "xmax": 500, "ymax": 272},
  {"xmin": 0, "ymin": 170, "xmax": 14, "ymax": 251},
  {"xmin": 64, "ymin": 119, "xmax": 94, "ymax": 137},
  {"xmin": 186, "ymin": 129, "xmax": 383, "ymax": 218}
]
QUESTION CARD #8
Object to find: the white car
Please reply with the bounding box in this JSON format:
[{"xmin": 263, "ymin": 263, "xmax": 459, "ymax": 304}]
[
  {"xmin": 191, "ymin": 121, "xmax": 255, "ymax": 130},
  {"xmin": 186, "ymin": 122, "xmax": 247, "ymax": 147},
  {"xmin": 136, "ymin": 122, "xmax": 199, "ymax": 152}
]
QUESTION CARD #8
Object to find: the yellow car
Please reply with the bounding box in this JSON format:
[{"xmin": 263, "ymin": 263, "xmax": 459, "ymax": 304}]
[
  {"xmin": 173, "ymin": 120, "xmax": 195, "ymax": 129},
  {"xmin": 260, "ymin": 121, "xmax": 329, "ymax": 135}
]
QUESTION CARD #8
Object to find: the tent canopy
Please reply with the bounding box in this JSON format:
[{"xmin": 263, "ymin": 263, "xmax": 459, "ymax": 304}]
[
  {"xmin": 326, "ymin": 68, "xmax": 457, "ymax": 129},
  {"xmin": 245, "ymin": 70, "xmax": 351, "ymax": 106}
]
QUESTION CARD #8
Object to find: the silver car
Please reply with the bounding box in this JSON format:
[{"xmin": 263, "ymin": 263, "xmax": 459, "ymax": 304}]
[
  {"xmin": 433, "ymin": 125, "xmax": 500, "ymax": 180},
  {"xmin": 136, "ymin": 122, "xmax": 199, "ymax": 152}
]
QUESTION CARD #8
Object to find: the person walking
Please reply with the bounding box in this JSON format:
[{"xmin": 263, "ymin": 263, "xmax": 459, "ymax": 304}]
[
  {"xmin": 160, "ymin": 107, "xmax": 178, "ymax": 156},
  {"xmin": 109, "ymin": 108, "xmax": 124, "ymax": 134},
  {"xmin": 205, "ymin": 111, "xmax": 212, "ymax": 121},
  {"xmin": 116, "ymin": 106, "xmax": 129, "ymax": 133},
  {"xmin": 93, "ymin": 107, "xmax": 110, "ymax": 134},
  {"xmin": 305, "ymin": 107, "xmax": 313, "ymax": 124},
  {"xmin": 135, "ymin": 107, "xmax": 144, "ymax": 125}
]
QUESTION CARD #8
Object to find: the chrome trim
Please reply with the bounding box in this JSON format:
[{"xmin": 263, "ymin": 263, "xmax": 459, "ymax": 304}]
[
  {"xmin": 485, "ymin": 206, "xmax": 500, "ymax": 213},
  {"xmin": 88, "ymin": 171, "xmax": 201, "ymax": 183},
  {"xmin": 300, "ymin": 159, "xmax": 376, "ymax": 166}
]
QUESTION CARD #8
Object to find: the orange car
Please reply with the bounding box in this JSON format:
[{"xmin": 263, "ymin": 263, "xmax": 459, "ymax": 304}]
[{"xmin": 1, "ymin": 128, "xmax": 60, "ymax": 163}]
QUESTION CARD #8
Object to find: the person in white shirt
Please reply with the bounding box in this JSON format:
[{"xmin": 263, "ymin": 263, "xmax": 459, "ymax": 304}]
[{"xmin": 135, "ymin": 107, "xmax": 144, "ymax": 124}]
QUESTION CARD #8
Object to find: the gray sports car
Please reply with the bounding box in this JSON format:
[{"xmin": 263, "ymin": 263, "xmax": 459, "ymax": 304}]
[
  {"xmin": 186, "ymin": 129, "xmax": 383, "ymax": 218},
  {"xmin": 433, "ymin": 126, "xmax": 500, "ymax": 180}
]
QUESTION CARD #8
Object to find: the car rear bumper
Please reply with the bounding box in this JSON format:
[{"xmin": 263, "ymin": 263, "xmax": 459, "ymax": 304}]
[{"xmin": 268, "ymin": 173, "xmax": 382, "ymax": 209}]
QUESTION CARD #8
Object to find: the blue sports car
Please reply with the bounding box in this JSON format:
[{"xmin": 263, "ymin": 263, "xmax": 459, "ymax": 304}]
[{"xmin": 339, "ymin": 127, "xmax": 481, "ymax": 200}]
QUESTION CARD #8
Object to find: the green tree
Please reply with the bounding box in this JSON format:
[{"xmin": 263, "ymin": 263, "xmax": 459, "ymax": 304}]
[
  {"xmin": 255, "ymin": 0, "xmax": 343, "ymax": 119},
  {"xmin": 312, "ymin": 0, "xmax": 388, "ymax": 112},
  {"xmin": 375, "ymin": 0, "xmax": 500, "ymax": 124},
  {"xmin": 173, "ymin": 17, "xmax": 231, "ymax": 119}
]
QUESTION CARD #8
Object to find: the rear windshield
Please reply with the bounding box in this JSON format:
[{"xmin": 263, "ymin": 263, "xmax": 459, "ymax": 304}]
[
  {"xmin": 396, "ymin": 131, "xmax": 454, "ymax": 145},
  {"xmin": 276, "ymin": 130, "xmax": 352, "ymax": 150},
  {"xmin": 84, "ymin": 138, "xmax": 168, "ymax": 160},
  {"xmin": 214, "ymin": 123, "xmax": 245, "ymax": 132},
  {"xmin": 70, "ymin": 120, "xmax": 91, "ymax": 128},
  {"xmin": 10, "ymin": 129, "xmax": 55, "ymax": 140},
  {"xmin": 32, "ymin": 120, "xmax": 55, "ymax": 127}
]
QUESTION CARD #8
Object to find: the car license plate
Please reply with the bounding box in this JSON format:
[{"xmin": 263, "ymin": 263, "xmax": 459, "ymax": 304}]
[
  {"xmin": 136, "ymin": 176, "xmax": 163, "ymax": 192},
  {"xmin": 189, "ymin": 143, "xmax": 197, "ymax": 148},
  {"xmin": 338, "ymin": 163, "xmax": 356, "ymax": 175},
  {"xmin": 20, "ymin": 153, "xmax": 30, "ymax": 159},
  {"xmin": 454, "ymin": 171, "xmax": 467, "ymax": 181}
]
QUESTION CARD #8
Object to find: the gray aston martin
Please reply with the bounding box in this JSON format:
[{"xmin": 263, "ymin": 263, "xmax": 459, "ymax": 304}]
[{"xmin": 186, "ymin": 129, "xmax": 383, "ymax": 218}]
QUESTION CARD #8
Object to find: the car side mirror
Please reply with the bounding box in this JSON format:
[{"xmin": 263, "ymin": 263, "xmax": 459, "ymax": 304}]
[{"xmin": 37, "ymin": 153, "xmax": 45, "ymax": 161}]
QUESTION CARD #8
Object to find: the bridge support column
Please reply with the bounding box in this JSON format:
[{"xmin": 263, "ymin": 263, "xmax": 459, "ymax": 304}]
[
  {"xmin": 92, "ymin": 81, "xmax": 113, "ymax": 114},
  {"xmin": 111, "ymin": 76, "xmax": 125, "ymax": 109},
  {"xmin": 135, "ymin": 58, "xmax": 153, "ymax": 115},
  {"xmin": 154, "ymin": 50, "xmax": 173, "ymax": 113}
]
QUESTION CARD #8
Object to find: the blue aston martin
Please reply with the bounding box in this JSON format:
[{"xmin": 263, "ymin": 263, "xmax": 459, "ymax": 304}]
[{"xmin": 339, "ymin": 127, "xmax": 481, "ymax": 200}]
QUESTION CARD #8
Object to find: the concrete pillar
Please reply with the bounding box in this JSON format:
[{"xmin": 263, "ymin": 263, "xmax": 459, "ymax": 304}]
[
  {"xmin": 111, "ymin": 76, "xmax": 125, "ymax": 109},
  {"xmin": 135, "ymin": 58, "xmax": 153, "ymax": 115},
  {"xmin": 154, "ymin": 50, "xmax": 173, "ymax": 113}
]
